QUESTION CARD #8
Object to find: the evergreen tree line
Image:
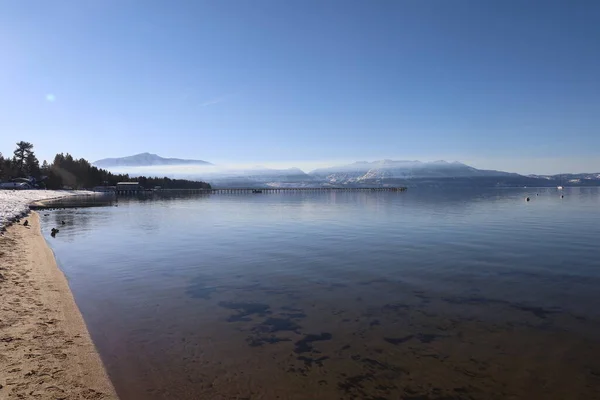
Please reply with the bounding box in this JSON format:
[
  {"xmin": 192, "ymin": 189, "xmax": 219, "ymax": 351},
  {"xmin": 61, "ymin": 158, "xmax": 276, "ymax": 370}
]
[{"xmin": 0, "ymin": 142, "xmax": 211, "ymax": 190}]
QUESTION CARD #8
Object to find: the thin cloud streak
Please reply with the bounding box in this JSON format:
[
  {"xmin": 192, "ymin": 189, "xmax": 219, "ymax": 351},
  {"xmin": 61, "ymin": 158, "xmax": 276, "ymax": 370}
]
[{"xmin": 199, "ymin": 92, "xmax": 238, "ymax": 107}]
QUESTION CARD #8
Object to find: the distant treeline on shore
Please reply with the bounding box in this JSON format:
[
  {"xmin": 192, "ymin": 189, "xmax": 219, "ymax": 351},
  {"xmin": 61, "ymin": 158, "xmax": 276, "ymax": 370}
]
[{"xmin": 0, "ymin": 142, "xmax": 211, "ymax": 190}]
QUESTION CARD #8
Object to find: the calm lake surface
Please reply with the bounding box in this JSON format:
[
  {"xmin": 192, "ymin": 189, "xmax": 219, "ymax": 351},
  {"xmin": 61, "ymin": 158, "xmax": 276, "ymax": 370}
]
[{"xmin": 41, "ymin": 188, "xmax": 600, "ymax": 400}]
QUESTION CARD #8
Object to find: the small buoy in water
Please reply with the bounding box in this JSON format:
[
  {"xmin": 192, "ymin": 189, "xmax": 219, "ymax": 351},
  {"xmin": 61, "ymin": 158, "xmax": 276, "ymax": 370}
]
[
  {"xmin": 561, "ymin": 195, "xmax": 564, "ymax": 198},
  {"xmin": 23, "ymin": 220, "xmax": 29, "ymax": 227},
  {"xmin": 526, "ymin": 197, "xmax": 530, "ymax": 202},
  {"xmin": 536, "ymin": 193, "xmax": 539, "ymax": 196}
]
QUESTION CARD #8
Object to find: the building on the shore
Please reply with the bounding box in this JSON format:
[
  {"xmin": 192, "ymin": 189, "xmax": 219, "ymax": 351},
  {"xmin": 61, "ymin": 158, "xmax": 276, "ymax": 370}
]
[{"xmin": 116, "ymin": 182, "xmax": 143, "ymax": 192}]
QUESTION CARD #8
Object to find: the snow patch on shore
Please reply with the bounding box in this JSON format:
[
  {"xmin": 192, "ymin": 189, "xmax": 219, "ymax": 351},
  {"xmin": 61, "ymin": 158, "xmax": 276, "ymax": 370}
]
[{"xmin": 0, "ymin": 190, "xmax": 92, "ymax": 230}]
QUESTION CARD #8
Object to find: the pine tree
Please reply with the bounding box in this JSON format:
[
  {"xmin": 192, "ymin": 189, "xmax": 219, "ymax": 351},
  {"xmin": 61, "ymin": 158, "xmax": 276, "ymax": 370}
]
[
  {"xmin": 13, "ymin": 141, "xmax": 34, "ymax": 177},
  {"xmin": 25, "ymin": 152, "xmax": 40, "ymax": 178}
]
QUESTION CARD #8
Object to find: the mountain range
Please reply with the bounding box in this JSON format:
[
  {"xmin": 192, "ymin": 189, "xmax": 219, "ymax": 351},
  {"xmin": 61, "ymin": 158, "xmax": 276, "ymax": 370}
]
[
  {"xmin": 93, "ymin": 153, "xmax": 212, "ymax": 168},
  {"xmin": 92, "ymin": 153, "xmax": 600, "ymax": 188},
  {"xmin": 309, "ymin": 160, "xmax": 520, "ymax": 183}
]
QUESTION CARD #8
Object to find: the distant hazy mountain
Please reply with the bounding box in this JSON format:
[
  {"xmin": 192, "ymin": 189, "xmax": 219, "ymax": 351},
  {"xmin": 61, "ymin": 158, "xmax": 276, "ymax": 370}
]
[
  {"xmin": 240, "ymin": 167, "xmax": 315, "ymax": 182},
  {"xmin": 204, "ymin": 160, "xmax": 524, "ymax": 188},
  {"xmin": 93, "ymin": 153, "xmax": 212, "ymax": 168},
  {"xmin": 529, "ymin": 172, "xmax": 600, "ymax": 180},
  {"xmin": 527, "ymin": 173, "xmax": 600, "ymax": 186},
  {"xmin": 183, "ymin": 167, "xmax": 316, "ymax": 188},
  {"xmin": 92, "ymin": 154, "xmax": 600, "ymax": 187},
  {"xmin": 309, "ymin": 160, "xmax": 519, "ymax": 184}
]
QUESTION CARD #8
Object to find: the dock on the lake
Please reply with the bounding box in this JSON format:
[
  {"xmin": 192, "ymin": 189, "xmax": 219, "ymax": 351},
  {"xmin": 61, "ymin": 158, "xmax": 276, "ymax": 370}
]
[
  {"xmin": 117, "ymin": 187, "xmax": 408, "ymax": 195},
  {"xmin": 28, "ymin": 187, "xmax": 408, "ymax": 209}
]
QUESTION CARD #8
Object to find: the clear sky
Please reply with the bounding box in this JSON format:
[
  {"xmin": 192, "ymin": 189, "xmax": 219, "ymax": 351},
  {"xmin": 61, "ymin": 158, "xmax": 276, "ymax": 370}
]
[{"xmin": 1, "ymin": 0, "xmax": 599, "ymax": 174}]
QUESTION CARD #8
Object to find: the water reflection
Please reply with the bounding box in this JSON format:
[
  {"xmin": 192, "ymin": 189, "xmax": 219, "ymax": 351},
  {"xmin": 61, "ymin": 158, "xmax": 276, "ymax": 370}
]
[{"xmin": 39, "ymin": 188, "xmax": 600, "ymax": 400}]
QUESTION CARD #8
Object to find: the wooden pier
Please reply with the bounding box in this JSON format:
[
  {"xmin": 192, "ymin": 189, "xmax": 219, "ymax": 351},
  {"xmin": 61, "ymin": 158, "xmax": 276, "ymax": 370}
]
[
  {"xmin": 115, "ymin": 187, "xmax": 408, "ymax": 195},
  {"xmin": 28, "ymin": 187, "xmax": 407, "ymax": 210}
]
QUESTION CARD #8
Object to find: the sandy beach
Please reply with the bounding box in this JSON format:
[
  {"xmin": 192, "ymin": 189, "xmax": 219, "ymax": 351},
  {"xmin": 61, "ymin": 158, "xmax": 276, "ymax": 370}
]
[{"xmin": 0, "ymin": 211, "xmax": 117, "ymax": 400}]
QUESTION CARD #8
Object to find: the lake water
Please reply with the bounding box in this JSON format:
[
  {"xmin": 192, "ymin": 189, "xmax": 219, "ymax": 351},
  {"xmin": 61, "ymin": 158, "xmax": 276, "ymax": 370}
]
[{"xmin": 40, "ymin": 187, "xmax": 600, "ymax": 400}]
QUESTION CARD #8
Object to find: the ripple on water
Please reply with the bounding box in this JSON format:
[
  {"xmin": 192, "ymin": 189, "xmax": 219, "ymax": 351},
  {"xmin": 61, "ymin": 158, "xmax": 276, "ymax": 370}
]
[{"xmin": 40, "ymin": 189, "xmax": 600, "ymax": 399}]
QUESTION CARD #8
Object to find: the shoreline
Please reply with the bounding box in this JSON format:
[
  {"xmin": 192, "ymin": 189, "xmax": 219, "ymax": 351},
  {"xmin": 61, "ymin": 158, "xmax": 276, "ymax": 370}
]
[
  {"xmin": 0, "ymin": 211, "xmax": 118, "ymax": 399},
  {"xmin": 0, "ymin": 190, "xmax": 95, "ymax": 233}
]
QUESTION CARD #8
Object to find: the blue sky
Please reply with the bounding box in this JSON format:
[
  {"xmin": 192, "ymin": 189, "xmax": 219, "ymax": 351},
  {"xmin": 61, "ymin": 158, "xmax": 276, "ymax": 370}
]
[{"xmin": 1, "ymin": 0, "xmax": 599, "ymax": 174}]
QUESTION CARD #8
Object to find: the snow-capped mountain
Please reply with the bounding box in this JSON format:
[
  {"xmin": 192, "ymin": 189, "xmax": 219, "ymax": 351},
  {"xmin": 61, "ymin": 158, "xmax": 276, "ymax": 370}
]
[{"xmin": 310, "ymin": 160, "xmax": 518, "ymax": 184}]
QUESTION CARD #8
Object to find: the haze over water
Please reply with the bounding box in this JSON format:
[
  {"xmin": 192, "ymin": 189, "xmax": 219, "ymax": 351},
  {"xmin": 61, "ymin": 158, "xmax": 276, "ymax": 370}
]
[{"xmin": 41, "ymin": 188, "xmax": 600, "ymax": 399}]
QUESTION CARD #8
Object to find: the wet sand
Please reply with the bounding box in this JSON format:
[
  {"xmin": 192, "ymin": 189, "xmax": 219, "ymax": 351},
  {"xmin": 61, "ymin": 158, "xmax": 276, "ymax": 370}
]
[{"xmin": 0, "ymin": 212, "xmax": 117, "ymax": 400}]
